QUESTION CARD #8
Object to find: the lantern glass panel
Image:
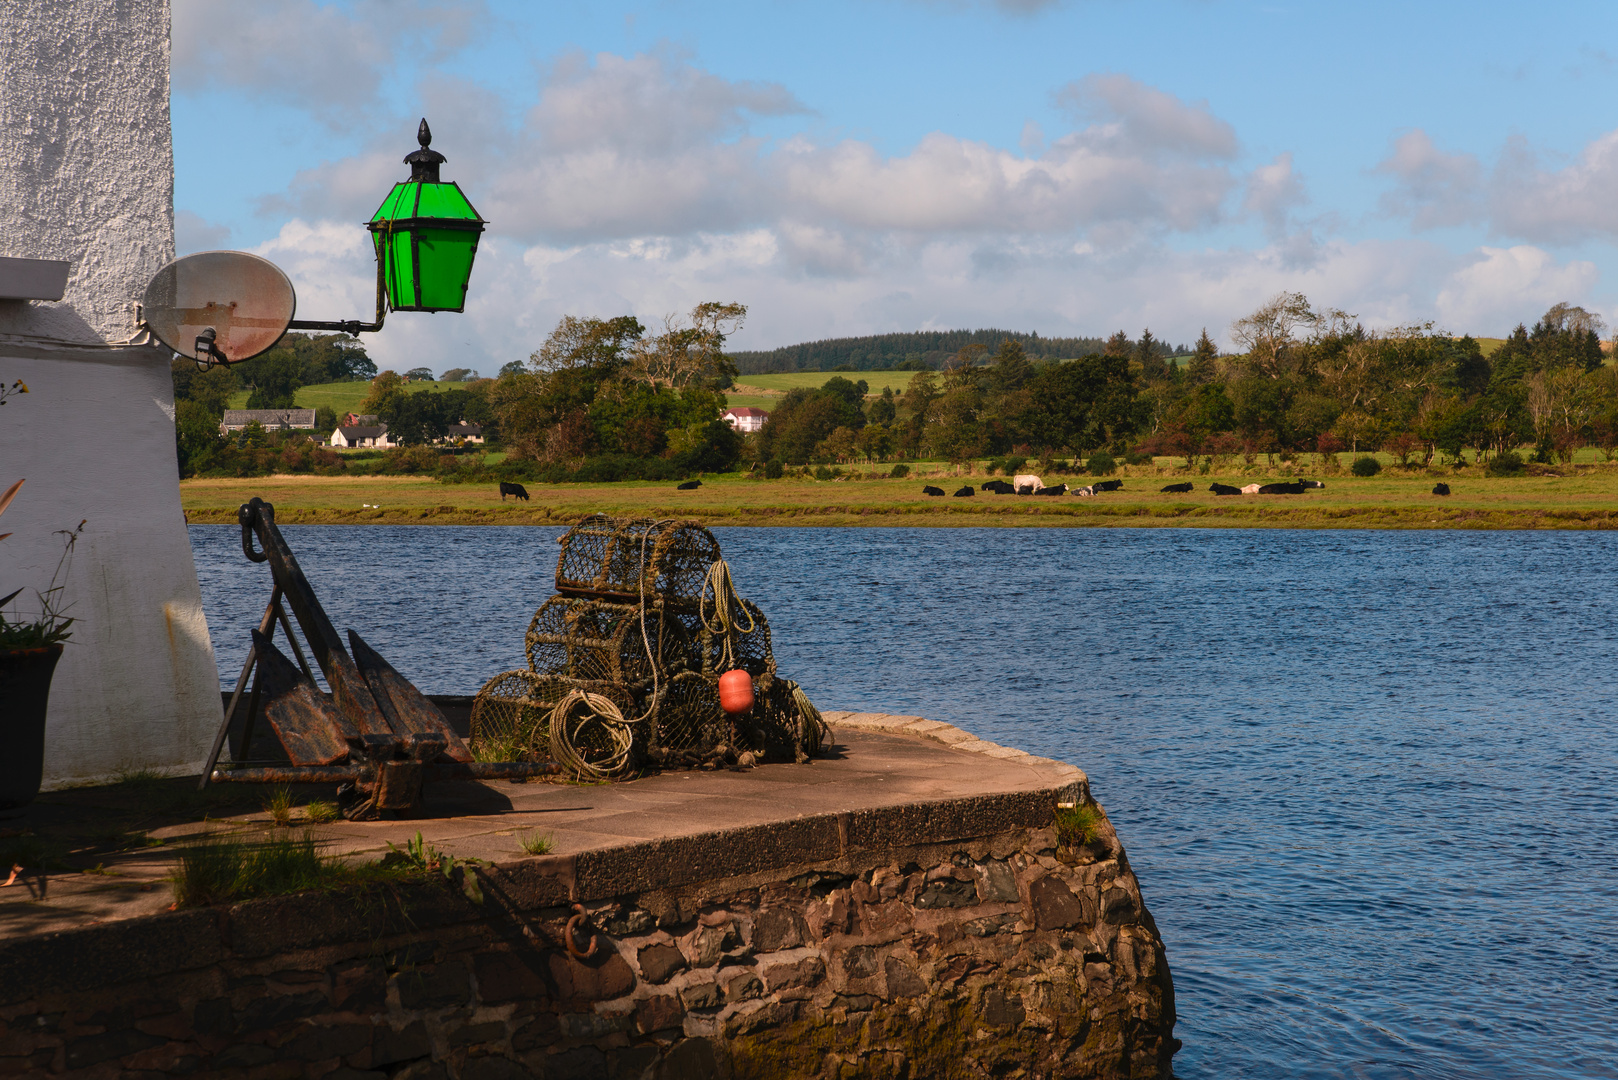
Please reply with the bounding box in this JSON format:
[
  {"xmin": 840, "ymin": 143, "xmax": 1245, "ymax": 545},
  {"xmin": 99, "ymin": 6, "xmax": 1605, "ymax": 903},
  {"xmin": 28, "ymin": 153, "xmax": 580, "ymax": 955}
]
[{"xmin": 367, "ymin": 179, "xmax": 485, "ymax": 314}]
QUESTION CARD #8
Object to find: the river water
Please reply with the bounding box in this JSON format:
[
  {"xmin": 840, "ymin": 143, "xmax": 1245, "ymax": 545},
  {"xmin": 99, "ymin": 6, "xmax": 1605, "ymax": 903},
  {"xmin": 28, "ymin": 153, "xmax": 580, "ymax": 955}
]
[{"xmin": 189, "ymin": 524, "xmax": 1618, "ymax": 1079}]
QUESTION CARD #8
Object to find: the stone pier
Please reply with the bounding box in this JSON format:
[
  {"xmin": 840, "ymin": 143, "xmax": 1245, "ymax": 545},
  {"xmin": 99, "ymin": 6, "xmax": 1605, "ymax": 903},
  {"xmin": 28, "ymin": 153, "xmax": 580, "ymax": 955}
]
[{"xmin": 0, "ymin": 714, "xmax": 1178, "ymax": 1078}]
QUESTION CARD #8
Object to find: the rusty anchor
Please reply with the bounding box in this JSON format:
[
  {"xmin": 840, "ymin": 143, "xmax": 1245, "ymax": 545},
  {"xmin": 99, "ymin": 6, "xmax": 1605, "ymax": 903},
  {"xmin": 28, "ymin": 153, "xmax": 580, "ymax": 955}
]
[{"xmin": 198, "ymin": 497, "xmax": 558, "ymax": 817}]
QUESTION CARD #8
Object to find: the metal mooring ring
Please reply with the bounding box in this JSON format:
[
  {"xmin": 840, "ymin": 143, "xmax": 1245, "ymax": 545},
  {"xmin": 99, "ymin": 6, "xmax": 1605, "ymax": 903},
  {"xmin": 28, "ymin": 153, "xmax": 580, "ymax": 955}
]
[{"xmin": 565, "ymin": 906, "xmax": 599, "ymax": 960}]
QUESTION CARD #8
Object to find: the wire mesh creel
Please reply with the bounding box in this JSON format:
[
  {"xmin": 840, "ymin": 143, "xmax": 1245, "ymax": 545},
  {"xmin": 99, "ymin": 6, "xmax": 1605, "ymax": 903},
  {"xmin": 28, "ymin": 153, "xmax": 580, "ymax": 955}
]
[{"xmin": 554, "ymin": 514, "xmax": 721, "ymax": 606}]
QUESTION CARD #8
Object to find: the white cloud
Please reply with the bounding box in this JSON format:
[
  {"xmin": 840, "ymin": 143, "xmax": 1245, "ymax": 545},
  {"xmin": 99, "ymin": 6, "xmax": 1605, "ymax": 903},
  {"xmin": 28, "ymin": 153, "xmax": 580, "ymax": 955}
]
[
  {"xmin": 1374, "ymin": 130, "xmax": 1482, "ymax": 230},
  {"xmin": 1434, "ymin": 245, "xmax": 1599, "ymax": 332},
  {"xmin": 175, "ymin": 210, "xmax": 232, "ymax": 254},
  {"xmin": 172, "ymin": 0, "xmax": 483, "ymax": 129},
  {"xmin": 1378, "ymin": 125, "xmax": 1618, "ymax": 245}
]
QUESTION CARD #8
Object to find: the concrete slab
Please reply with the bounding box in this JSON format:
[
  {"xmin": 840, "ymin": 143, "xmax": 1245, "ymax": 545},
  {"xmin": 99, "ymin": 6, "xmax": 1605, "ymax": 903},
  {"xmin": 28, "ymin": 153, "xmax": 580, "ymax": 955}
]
[{"xmin": 0, "ymin": 716, "xmax": 1087, "ymax": 940}]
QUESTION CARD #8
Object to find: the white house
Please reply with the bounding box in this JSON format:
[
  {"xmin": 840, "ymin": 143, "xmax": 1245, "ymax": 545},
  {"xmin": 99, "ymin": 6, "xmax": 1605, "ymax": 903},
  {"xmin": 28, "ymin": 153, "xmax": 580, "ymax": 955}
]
[
  {"xmin": 220, "ymin": 408, "xmax": 316, "ymax": 434},
  {"xmin": 329, "ymin": 424, "xmax": 395, "ymax": 448},
  {"xmin": 443, "ymin": 422, "xmax": 484, "ymax": 444},
  {"xmin": 722, "ymin": 406, "xmax": 769, "ymax": 433}
]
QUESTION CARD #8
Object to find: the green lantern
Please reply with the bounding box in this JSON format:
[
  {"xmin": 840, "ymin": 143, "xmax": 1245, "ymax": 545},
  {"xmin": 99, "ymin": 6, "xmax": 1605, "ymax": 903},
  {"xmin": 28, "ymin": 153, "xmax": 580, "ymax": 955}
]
[{"xmin": 367, "ymin": 119, "xmax": 487, "ymax": 313}]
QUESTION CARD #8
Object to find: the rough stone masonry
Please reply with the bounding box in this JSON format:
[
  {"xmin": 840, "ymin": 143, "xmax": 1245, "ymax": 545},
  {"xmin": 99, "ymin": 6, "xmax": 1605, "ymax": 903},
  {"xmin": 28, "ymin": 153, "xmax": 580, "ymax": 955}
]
[{"xmin": 0, "ymin": 715, "xmax": 1178, "ymax": 1078}]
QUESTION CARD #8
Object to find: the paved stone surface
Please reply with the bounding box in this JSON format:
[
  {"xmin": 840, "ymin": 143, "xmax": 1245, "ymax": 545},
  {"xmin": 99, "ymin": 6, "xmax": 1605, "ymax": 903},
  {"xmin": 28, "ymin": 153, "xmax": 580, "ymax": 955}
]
[{"xmin": 0, "ymin": 712, "xmax": 1085, "ymax": 940}]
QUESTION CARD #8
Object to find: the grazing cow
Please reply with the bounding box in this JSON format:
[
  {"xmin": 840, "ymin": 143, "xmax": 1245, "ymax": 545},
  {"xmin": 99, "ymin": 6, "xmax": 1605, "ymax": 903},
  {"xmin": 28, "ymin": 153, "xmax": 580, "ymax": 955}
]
[
  {"xmin": 1013, "ymin": 473, "xmax": 1043, "ymax": 494},
  {"xmin": 1432, "ymin": 482, "xmax": 1451, "ymax": 496},
  {"xmin": 499, "ymin": 482, "xmax": 530, "ymax": 502},
  {"xmin": 677, "ymin": 480, "xmax": 702, "ymax": 490},
  {"xmin": 1209, "ymin": 483, "xmax": 1241, "ymax": 496},
  {"xmin": 1258, "ymin": 482, "xmax": 1306, "ymax": 494},
  {"xmin": 1299, "ymin": 479, "xmax": 1325, "ymax": 489},
  {"xmin": 983, "ymin": 479, "xmax": 1015, "ymax": 494},
  {"xmin": 922, "ymin": 485, "xmax": 945, "ymax": 496},
  {"xmin": 1241, "ymin": 484, "xmax": 1262, "ymax": 495},
  {"xmin": 1036, "ymin": 484, "xmax": 1067, "ymax": 496},
  {"xmin": 1160, "ymin": 482, "xmax": 1194, "ymax": 493},
  {"xmin": 1092, "ymin": 479, "xmax": 1124, "ymax": 492},
  {"xmin": 954, "ymin": 486, "xmax": 975, "ymax": 497}
]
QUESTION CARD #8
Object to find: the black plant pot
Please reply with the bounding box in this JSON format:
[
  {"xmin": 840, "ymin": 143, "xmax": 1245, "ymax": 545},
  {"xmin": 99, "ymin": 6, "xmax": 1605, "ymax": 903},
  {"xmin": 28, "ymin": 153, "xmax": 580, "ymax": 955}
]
[{"xmin": 0, "ymin": 643, "xmax": 62, "ymax": 811}]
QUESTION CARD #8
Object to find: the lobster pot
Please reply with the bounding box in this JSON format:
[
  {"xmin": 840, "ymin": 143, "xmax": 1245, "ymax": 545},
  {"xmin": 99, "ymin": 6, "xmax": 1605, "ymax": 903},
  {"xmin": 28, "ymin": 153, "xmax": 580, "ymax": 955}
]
[
  {"xmin": 555, "ymin": 515, "xmax": 721, "ymax": 607},
  {"xmin": 469, "ymin": 670, "xmax": 571, "ymax": 760},
  {"xmin": 739, "ymin": 678, "xmax": 824, "ymax": 764},
  {"xmin": 648, "ymin": 670, "xmax": 728, "ymax": 759},
  {"xmin": 668, "ymin": 599, "xmax": 777, "ymax": 680},
  {"xmin": 526, "ymin": 596, "xmax": 693, "ymax": 685}
]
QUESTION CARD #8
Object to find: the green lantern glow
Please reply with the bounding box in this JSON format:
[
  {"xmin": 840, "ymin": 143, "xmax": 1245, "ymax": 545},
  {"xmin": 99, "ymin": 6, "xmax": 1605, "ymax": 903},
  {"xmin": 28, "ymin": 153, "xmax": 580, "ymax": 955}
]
[{"xmin": 367, "ymin": 119, "xmax": 487, "ymax": 313}]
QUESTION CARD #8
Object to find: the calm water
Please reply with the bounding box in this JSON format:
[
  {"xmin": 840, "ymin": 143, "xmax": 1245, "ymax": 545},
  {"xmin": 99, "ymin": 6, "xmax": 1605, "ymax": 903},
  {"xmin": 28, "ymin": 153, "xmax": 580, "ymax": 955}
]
[{"xmin": 189, "ymin": 525, "xmax": 1618, "ymax": 1079}]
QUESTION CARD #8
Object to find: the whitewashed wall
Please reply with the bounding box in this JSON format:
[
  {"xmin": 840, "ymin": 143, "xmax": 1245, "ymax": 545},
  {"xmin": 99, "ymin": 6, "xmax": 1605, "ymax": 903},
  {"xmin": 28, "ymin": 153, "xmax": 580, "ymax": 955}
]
[{"xmin": 0, "ymin": 0, "xmax": 221, "ymax": 785}]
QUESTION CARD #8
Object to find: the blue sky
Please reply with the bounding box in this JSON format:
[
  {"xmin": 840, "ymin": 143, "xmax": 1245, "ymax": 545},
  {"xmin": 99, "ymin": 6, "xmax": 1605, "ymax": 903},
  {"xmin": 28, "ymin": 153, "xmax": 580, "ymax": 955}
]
[{"xmin": 172, "ymin": 0, "xmax": 1618, "ymax": 372}]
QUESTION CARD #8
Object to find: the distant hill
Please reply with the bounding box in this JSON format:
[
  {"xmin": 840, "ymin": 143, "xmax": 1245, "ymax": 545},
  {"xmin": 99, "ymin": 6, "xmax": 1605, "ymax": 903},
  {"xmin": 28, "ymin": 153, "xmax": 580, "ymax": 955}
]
[{"xmin": 729, "ymin": 329, "xmax": 1108, "ymax": 375}]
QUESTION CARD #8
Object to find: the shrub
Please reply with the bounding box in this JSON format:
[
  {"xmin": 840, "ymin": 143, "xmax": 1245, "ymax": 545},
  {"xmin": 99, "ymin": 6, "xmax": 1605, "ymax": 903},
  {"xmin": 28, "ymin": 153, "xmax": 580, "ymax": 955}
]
[
  {"xmin": 764, "ymin": 459, "xmax": 784, "ymax": 479},
  {"xmin": 813, "ymin": 465, "xmax": 837, "ymax": 480},
  {"xmin": 1351, "ymin": 456, "xmax": 1382, "ymax": 477},
  {"xmin": 1122, "ymin": 450, "xmax": 1153, "ymax": 466},
  {"xmin": 1086, "ymin": 451, "xmax": 1117, "ymax": 476},
  {"xmin": 1486, "ymin": 451, "xmax": 1526, "ymax": 477},
  {"xmin": 1054, "ymin": 803, "xmax": 1104, "ymax": 849},
  {"xmin": 888, "ymin": 463, "xmax": 909, "ymax": 478}
]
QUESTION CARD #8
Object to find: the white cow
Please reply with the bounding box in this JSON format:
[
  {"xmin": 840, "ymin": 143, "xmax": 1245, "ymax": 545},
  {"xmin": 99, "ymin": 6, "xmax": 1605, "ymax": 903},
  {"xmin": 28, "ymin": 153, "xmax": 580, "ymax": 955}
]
[
  {"xmin": 1013, "ymin": 473, "xmax": 1043, "ymax": 495},
  {"xmin": 1241, "ymin": 483, "xmax": 1262, "ymax": 494}
]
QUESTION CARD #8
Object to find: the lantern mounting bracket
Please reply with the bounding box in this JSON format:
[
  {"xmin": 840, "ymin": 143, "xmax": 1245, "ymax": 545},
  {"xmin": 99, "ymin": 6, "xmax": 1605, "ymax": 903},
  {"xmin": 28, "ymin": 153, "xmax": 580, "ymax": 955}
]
[{"xmin": 285, "ymin": 256, "xmax": 388, "ymax": 337}]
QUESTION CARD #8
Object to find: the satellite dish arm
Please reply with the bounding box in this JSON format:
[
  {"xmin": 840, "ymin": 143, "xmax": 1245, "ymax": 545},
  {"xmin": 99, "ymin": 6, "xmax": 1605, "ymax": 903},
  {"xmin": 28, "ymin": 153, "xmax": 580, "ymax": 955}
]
[{"xmin": 287, "ymin": 253, "xmax": 387, "ymax": 336}]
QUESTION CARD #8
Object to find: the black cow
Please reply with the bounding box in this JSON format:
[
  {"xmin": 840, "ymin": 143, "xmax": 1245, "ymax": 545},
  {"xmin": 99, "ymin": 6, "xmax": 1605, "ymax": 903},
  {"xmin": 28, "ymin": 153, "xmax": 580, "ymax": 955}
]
[
  {"xmin": 954, "ymin": 486, "xmax": 975, "ymax": 497},
  {"xmin": 1160, "ymin": 482, "xmax": 1194, "ymax": 493},
  {"xmin": 1258, "ymin": 482, "xmax": 1305, "ymax": 494},
  {"xmin": 499, "ymin": 482, "xmax": 530, "ymax": 502},
  {"xmin": 677, "ymin": 480, "xmax": 702, "ymax": 490},
  {"xmin": 1016, "ymin": 485, "xmax": 1036, "ymax": 495},
  {"xmin": 1299, "ymin": 479, "xmax": 1325, "ymax": 489},
  {"xmin": 1432, "ymin": 482, "xmax": 1451, "ymax": 496},
  {"xmin": 1209, "ymin": 483, "xmax": 1241, "ymax": 496},
  {"xmin": 1036, "ymin": 484, "xmax": 1067, "ymax": 496},
  {"xmin": 983, "ymin": 479, "xmax": 1015, "ymax": 494},
  {"xmin": 922, "ymin": 485, "xmax": 945, "ymax": 496},
  {"xmin": 1092, "ymin": 479, "xmax": 1124, "ymax": 492}
]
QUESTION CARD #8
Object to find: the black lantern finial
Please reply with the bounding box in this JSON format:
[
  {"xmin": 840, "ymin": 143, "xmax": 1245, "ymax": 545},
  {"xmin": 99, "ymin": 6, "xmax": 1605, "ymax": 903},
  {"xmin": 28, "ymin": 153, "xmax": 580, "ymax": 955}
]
[{"xmin": 404, "ymin": 118, "xmax": 447, "ymax": 183}]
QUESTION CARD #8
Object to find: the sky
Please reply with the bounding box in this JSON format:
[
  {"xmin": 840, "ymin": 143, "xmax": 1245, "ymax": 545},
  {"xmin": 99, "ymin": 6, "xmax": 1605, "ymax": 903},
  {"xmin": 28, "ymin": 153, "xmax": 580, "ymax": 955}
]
[{"xmin": 171, "ymin": 0, "xmax": 1618, "ymax": 374}]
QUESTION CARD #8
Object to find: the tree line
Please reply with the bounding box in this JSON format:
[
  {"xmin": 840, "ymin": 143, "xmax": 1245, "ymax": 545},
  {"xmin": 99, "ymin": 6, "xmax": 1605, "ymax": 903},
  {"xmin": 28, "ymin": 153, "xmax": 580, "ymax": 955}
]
[
  {"xmin": 728, "ymin": 328, "xmax": 1133, "ymax": 376},
  {"xmin": 756, "ymin": 296, "xmax": 1618, "ymax": 469}
]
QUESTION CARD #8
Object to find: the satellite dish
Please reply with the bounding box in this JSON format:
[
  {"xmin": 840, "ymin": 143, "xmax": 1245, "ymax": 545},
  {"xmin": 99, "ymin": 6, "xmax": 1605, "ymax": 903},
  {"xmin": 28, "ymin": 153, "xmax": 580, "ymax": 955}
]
[{"xmin": 142, "ymin": 251, "xmax": 296, "ymax": 364}]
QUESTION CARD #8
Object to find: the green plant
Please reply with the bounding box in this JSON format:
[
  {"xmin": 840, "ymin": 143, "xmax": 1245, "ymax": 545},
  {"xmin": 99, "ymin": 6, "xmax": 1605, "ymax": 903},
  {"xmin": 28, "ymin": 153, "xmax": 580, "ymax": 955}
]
[
  {"xmin": 518, "ymin": 830, "xmax": 553, "ymax": 856},
  {"xmin": 1054, "ymin": 803, "xmax": 1105, "ymax": 849},
  {"xmin": 380, "ymin": 831, "xmax": 484, "ymax": 904},
  {"xmin": 813, "ymin": 465, "xmax": 836, "ymax": 480},
  {"xmin": 170, "ymin": 830, "xmax": 403, "ymax": 908},
  {"xmin": 305, "ymin": 800, "xmax": 340, "ymax": 824},
  {"xmin": 1351, "ymin": 456, "xmax": 1382, "ymax": 477},
  {"xmin": 1486, "ymin": 451, "xmax": 1526, "ymax": 477},
  {"xmin": 0, "ymin": 505, "xmax": 84, "ymax": 651},
  {"xmin": 1122, "ymin": 450, "xmax": 1153, "ymax": 466},
  {"xmin": 1086, "ymin": 451, "xmax": 1117, "ymax": 476},
  {"xmin": 764, "ymin": 459, "xmax": 784, "ymax": 479},
  {"xmin": 264, "ymin": 787, "xmax": 295, "ymax": 827},
  {"xmin": 888, "ymin": 463, "xmax": 910, "ymax": 479}
]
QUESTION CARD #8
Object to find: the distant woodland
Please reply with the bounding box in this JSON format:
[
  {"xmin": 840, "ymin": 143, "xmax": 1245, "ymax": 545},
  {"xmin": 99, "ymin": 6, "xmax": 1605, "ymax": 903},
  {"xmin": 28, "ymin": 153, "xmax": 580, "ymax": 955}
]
[{"xmin": 729, "ymin": 329, "xmax": 1161, "ymax": 374}]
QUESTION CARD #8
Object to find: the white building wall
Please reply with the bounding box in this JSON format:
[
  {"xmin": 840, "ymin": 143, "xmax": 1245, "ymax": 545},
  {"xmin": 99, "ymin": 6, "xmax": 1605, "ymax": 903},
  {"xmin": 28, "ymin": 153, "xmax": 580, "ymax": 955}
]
[{"xmin": 0, "ymin": 0, "xmax": 220, "ymax": 785}]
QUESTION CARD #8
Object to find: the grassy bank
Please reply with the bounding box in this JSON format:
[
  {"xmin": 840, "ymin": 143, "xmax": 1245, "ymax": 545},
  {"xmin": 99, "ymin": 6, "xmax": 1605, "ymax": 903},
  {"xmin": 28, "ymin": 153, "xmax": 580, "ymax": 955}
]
[{"xmin": 181, "ymin": 465, "xmax": 1618, "ymax": 530}]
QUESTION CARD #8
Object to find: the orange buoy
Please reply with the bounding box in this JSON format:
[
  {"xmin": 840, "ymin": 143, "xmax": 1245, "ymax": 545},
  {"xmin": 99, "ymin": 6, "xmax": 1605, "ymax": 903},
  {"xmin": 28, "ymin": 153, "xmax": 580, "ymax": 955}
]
[{"xmin": 718, "ymin": 669, "xmax": 755, "ymax": 714}]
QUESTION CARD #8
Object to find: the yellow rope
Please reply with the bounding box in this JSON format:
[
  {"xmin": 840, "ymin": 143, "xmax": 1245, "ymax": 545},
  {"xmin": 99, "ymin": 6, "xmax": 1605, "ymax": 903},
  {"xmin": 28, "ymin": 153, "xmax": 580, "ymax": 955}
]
[
  {"xmin": 700, "ymin": 560, "xmax": 756, "ymax": 672},
  {"xmin": 787, "ymin": 681, "xmax": 831, "ymax": 758},
  {"xmin": 549, "ymin": 690, "xmax": 634, "ymax": 779}
]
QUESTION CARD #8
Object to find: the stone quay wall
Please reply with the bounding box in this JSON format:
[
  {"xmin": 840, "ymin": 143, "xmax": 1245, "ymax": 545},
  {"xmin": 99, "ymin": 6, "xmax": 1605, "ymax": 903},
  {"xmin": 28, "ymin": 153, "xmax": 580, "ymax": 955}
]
[{"xmin": 0, "ymin": 722, "xmax": 1178, "ymax": 1079}]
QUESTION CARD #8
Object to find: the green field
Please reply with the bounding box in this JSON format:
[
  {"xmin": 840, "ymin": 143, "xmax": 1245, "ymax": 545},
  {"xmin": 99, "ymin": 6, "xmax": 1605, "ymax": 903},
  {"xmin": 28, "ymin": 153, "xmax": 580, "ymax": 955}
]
[
  {"xmin": 181, "ymin": 461, "xmax": 1618, "ymax": 531},
  {"xmin": 733, "ymin": 370, "xmax": 922, "ymax": 397},
  {"xmin": 227, "ymin": 380, "xmax": 473, "ymax": 414}
]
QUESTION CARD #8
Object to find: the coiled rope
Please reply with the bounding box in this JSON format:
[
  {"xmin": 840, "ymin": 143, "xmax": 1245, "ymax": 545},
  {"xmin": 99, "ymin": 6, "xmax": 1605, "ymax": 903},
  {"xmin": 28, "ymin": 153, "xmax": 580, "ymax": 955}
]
[
  {"xmin": 548, "ymin": 690, "xmax": 634, "ymax": 779},
  {"xmin": 699, "ymin": 559, "xmax": 756, "ymax": 672},
  {"xmin": 787, "ymin": 680, "xmax": 831, "ymax": 759}
]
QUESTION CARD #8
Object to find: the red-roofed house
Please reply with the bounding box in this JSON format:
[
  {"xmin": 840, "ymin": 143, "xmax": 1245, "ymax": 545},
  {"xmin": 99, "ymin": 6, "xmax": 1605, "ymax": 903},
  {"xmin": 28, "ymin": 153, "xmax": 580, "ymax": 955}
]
[{"xmin": 721, "ymin": 406, "xmax": 769, "ymax": 433}]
